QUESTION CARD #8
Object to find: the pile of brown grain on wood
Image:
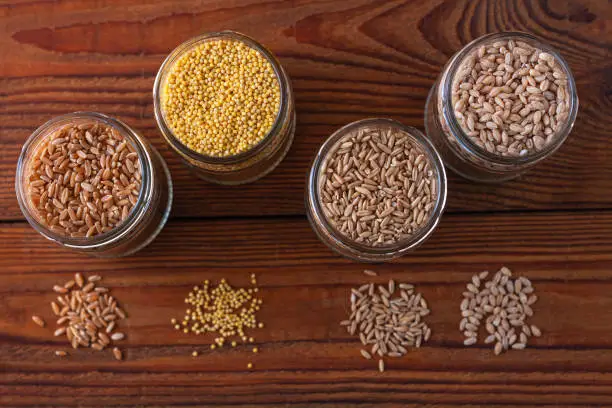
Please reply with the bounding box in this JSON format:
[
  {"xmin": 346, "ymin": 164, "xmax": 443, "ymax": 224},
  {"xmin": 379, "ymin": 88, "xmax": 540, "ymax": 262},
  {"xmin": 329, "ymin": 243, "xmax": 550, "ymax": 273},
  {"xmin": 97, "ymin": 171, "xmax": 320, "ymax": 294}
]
[
  {"xmin": 460, "ymin": 266, "xmax": 541, "ymax": 355},
  {"xmin": 342, "ymin": 274, "xmax": 431, "ymax": 372},
  {"xmin": 32, "ymin": 272, "xmax": 128, "ymax": 360}
]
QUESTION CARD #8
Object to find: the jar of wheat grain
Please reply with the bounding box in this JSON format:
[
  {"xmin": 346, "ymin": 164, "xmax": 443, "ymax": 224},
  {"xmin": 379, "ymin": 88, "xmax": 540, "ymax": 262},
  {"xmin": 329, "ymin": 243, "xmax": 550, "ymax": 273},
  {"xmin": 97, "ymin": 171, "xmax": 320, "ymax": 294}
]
[
  {"xmin": 16, "ymin": 112, "xmax": 173, "ymax": 257},
  {"xmin": 306, "ymin": 118, "xmax": 447, "ymax": 262},
  {"xmin": 424, "ymin": 32, "xmax": 578, "ymax": 182}
]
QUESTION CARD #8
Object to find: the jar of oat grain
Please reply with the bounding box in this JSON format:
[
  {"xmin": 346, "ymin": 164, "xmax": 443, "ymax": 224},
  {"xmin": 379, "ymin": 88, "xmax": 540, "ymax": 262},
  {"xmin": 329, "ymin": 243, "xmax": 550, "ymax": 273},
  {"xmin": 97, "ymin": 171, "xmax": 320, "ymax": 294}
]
[
  {"xmin": 305, "ymin": 118, "xmax": 447, "ymax": 262},
  {"xmin": 424, "ymin": 32, "xmax": 578, "ymax": 182}
]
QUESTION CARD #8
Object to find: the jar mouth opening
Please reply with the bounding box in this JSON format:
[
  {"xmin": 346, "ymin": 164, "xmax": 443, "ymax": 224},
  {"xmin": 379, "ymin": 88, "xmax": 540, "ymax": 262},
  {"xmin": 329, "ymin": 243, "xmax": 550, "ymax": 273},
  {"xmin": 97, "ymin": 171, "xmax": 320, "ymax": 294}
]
[
  {"xmin": 442, "ymin": 31, "xmax": 579, "ymax": 165},
  {"xmin": 153, "ymin": 30, "xmax": 287, "ymax": 164},
  {"xmin": 15, "ymin": 112, "xmax": 152, "ymax": 248},
  {"xmin": 308, "ymin": 118, "xmax": 448, "ymax": 256}
]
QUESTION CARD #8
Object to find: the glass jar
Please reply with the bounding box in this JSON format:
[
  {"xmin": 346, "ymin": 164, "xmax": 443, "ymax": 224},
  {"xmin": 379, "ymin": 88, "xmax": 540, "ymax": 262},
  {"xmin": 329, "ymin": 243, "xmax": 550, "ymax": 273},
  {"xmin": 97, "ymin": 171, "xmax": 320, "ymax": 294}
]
[
  {"xmin": 425, "ymin": 32, "xmax": 579, "ymax": 182},
  {"xmin": 15, "ymin": 112, "xmax": 173, "ymax": 257},
  {"xmin": 153, "ymin": 31, "xmax": 295, "ymax": 185},
  {"xmin": 305, "ymin": 118, "xmax": 448, "ymax": 263}
]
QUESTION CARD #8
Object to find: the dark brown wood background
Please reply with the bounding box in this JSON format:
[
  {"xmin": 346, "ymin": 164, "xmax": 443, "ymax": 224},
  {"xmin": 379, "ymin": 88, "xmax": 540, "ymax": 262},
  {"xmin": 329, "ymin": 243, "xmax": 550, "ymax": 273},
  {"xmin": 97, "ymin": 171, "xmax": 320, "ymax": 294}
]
[{"xmin": 1, "ymin": 0, "xmax": 611, "ymax": 406}]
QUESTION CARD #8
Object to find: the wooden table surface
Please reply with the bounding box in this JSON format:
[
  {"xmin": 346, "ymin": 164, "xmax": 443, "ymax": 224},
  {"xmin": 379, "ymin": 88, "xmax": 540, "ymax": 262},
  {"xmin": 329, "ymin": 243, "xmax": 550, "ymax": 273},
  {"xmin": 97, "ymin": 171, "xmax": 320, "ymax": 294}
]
[{"xmin": 1, "ymin": 0, "xmax": 611, "ymax": 406}]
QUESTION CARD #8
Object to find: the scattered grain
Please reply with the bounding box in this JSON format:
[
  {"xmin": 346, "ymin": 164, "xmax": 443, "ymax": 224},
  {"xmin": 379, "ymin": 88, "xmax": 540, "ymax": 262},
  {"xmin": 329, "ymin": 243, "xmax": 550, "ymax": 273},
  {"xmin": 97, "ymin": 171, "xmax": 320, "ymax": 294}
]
[
  {"xmin": 463, "ymin": 337, "xmax": 477, "ymax": 346},
  {"xmin": 115, "ymin": 307, "xmax": 127, "ymax": 319},
  {"xmin": 111, "ymin": 332, "xmax": 125, "ymax": 341},
  {"xmin": 51, "ymin": 301, "xmax": 60, "ymax": 316},
  {"xmin": 113, "ymin": 347, "xmax": 123, "ymax": 361},
  {"xmin": 54, "ymin": 327, "xmax": 66, "ymax": 337},
  {"xmin": 494, "ymin": 341, "xmax": 503, "ymax": 355},
  {"xmin": 31, "ymin": 315, "xmax": 45, "ymax": 327},
  {"xmin": 106, "ymin": 321, "xmax": 116, "ymax": 334},
  {"xmin": 75, "ymin": 273, "xmax": 84, "ymax": 288}
]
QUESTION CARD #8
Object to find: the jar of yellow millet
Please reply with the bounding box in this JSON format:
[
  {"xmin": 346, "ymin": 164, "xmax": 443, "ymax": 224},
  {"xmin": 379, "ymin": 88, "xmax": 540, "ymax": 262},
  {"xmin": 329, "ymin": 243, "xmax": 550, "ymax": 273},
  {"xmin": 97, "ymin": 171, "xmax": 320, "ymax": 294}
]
[{"xmin": 153, "ymin": 31, "xmax": 295, "ymax": 185}]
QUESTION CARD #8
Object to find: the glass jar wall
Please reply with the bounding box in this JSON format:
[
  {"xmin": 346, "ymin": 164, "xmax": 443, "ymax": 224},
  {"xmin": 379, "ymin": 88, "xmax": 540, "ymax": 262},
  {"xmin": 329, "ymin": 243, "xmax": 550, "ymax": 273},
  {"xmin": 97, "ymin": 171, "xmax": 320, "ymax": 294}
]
[
  {"xmin": 15, "ymin": 112, "xmax": 173, "ymax": 257},
  {"xmin": 306, "ymin": 118, "xmax": 447, "ymax": 263},
  {"xmin": 153, "ymin": 31, "xmax": 295, "ymax": 185},
  {"xmin": 424, "ymin": 32, "xmax": 578, "ymax": 182}
]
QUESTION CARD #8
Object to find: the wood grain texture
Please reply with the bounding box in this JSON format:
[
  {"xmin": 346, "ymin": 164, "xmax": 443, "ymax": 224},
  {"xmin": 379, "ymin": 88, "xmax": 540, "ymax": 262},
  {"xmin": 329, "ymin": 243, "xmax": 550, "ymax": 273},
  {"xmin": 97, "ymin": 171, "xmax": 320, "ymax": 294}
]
[
  {"xmin": 3, "ymin": 211, "xmax": 612, "ymax": 406},
  {"xmin": 0, "ymin": 0, "xmax": 611, "ymax": 219},
  {"xmin": 2, "ymin": 0, "xmax": 612, "ymax": 406}
]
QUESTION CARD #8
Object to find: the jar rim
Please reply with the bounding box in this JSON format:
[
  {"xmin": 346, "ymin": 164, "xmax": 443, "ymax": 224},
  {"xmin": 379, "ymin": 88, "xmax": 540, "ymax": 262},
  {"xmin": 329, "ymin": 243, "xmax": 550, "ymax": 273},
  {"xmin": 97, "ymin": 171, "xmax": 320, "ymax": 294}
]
[
  {"xmin": 152, "ymin": 30, "xmax": 288, "ymax": 164},
  {"xmin": 441, "ymin": 31, "xmax": 579, "ymax": 165},
  {"xmin": 307, "ymin": 118, "xmax": 448, "ymax": 260},
  {"xmin": 15, "ymin": 112, "xmax": 153, "ymax": 249}
]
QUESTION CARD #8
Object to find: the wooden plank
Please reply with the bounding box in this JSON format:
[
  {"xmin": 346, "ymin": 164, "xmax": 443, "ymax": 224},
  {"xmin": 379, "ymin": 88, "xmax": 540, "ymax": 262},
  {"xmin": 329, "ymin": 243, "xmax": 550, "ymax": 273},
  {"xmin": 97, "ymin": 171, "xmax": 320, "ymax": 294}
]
[
  {"xmin": 2, "ymin": 211, "xmax": 612, "ymax": 406},
  {"xmin": 1, "ymin": 0, "xmax": 611, "ymax": 219}
]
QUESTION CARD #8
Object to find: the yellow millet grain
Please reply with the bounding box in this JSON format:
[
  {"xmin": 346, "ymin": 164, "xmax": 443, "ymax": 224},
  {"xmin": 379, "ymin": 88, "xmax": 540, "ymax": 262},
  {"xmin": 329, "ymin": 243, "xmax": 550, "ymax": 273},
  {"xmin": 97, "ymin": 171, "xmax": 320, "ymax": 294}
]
[
  {"xmin": 162, "ymin": 39, "xmax": 281, "ymax": 157},
  {"xmin": 171, "ymin": 277, "xmax": 264, "ymax": 353}
]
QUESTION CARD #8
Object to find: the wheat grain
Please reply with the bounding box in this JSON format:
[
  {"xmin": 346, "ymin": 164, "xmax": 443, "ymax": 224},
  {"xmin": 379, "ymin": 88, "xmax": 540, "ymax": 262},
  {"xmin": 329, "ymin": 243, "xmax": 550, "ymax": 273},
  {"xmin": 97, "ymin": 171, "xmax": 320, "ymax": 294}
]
[
  {"xmin": 51, "ymin": 301, "xmax": 60, "ymax": 316},
  {"xmin": 110, "ymin": 332, "xmax": 125, "ymax": 341},
  {"xmin": 112, "ymin": 347, "xmax": 123, "ymax": 361},
  {"xmin": 32, "ymin": 315, "xmax": 45, "ymax": 327},
  {"xmin": 26, "ymin": 121, "xmax": 142, "ymax": 238},
  {"xmin": 464, "ymin": 337, "xmax": 477, "ymax": 346}
]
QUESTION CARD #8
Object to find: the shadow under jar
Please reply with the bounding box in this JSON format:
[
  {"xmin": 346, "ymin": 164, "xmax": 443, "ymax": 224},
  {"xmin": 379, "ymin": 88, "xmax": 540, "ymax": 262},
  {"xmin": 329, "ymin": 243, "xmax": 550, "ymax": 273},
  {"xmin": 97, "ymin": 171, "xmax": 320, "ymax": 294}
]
[
  {"xmin": 306, "ymin": 118, "xmax": 447, "ymax": 263},
  {"xmin": 425, "ymin": 32, "xmax": 579, "ymax": 182},
  {"xmin": 153, "ymin": 31, "xmax": 295, "ymax": 185},
  {"xmin": 15, "ymin": 112, "xmax": 173, "ymax": 257}
]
